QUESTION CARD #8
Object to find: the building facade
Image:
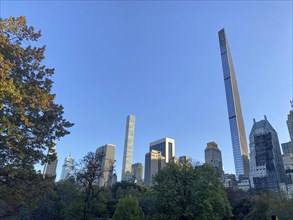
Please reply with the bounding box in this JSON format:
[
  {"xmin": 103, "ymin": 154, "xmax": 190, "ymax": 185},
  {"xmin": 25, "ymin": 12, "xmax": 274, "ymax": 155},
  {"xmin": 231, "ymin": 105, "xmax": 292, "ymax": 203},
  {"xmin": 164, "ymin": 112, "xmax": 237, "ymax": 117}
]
[
  {"xmin": 96, "ymin": 144, "xmax": 116, "ymax": 187},
  {"xmin": 282, "ymin": 142, "xmax": 293, "ymax": 155},
  {"xmin": 144, "ymin": 150, "xmax": 166, "ymax": 186},
  {"xmin": 205, "ymin": 142, "xmax": 224, "ymax": 181},
  {"xmin": 60, "ymin": 155, "xmax": 73, "ymax": 180},
  {"xmin": 132, "ymin": 163, "xmax": 143, "ymax": 181},
  {"xmin": 179, "ymin": 156, "xmax": 191, "ymax": 164},
  {"xmin": 122, "ymin": 115, "xmax": 136, "ymax": 181},
  {"xmin": 43, "ymin": 144, "xmax": 58, "ymax": 179},
  {"xmin": 249, "ymin": 116, "xmax": 286, "ymax": 192},
  {"xmin": 287, "ymin": 110, "xmax": 293, "ymax": 142},
  {"xmin": 149, "ymin": 137, "xmax": 175, "ymax": 163},
  {"xmin": 218, "ymin": 29, "xmax": 250, "ymax": 179}
]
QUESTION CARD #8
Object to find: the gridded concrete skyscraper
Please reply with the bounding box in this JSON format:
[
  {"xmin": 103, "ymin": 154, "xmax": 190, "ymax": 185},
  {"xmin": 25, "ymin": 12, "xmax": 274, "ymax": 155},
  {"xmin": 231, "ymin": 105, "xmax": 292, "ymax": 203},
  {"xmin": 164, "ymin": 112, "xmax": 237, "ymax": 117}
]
[
  {"xmin": 218, "ymin": 29, "xmax": 249, "ymax": 179},
  {"xmin": 122, "ymin": 115, "xmax": 135, "ymax": 181},
  {"xmin": 205, "ymin": 142, "xmax": 224, "ymax": 181},
  {"xmin": 96, "ymin": 144, "xmax": 116, "ymax": 187}
]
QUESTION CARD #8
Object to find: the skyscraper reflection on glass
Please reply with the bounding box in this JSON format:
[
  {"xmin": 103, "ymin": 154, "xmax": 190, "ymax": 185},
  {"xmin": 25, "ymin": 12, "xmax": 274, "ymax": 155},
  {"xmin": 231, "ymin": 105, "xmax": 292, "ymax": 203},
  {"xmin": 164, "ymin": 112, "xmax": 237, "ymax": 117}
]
[{"xmin": 218, "ymin": 29, "xmax": 249, "ymax": 179}]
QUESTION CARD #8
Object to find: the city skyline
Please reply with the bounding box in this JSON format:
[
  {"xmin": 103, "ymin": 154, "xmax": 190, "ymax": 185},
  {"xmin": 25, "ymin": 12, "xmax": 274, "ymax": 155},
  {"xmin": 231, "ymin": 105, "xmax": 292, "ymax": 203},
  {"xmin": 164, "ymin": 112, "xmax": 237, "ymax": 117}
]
[{"xmin": 2, "ymin": 1, "xmax": 291, "ymax": 181}]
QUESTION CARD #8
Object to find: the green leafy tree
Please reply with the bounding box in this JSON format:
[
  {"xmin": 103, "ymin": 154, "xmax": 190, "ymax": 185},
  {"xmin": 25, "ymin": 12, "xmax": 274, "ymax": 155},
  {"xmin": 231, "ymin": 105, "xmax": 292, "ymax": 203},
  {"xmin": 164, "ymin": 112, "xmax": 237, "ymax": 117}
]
[
  {"xmin": 113, "ymin": 195, "xmax": 144, "ymax": 220},
  {"xmin": 0, "ymin": 15, "xmax": 73, "ymax": 218},
  {"xmin": 54, "ymin": 180, "xmax": 84, "ymax": 220},
  {"xmin": 152, "ymin": 162, "xmax": 232, "ymax": 220},
  {"xmin": 74, "ymin": 151, "xmax": 115, "ymax": 220},
  {"xmin": 0, "ymin": 16, "xmax": 73, "ymax": 174},
  {"xmin": 0, "ymin": 169, "xmax": 55, "ymax": 218}
]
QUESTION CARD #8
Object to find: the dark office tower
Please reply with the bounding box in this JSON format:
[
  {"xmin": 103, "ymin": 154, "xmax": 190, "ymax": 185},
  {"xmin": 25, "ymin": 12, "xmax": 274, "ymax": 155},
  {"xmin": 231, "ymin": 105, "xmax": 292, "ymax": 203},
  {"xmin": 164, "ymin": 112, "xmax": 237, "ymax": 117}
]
[
  {"xmin": 205, "ymin": 142, "xmax": 224, "ymax": 181},
  {"xmin": 218, "ymin": 29, "xmax": 249, "ymax": 179},
  {"xmin": 249, "ymin": 116, "xmax": 286, "ymax": 192},
  {"xmin": 122, "ymin": 115, "xmax": 135, "ymax": 181}
]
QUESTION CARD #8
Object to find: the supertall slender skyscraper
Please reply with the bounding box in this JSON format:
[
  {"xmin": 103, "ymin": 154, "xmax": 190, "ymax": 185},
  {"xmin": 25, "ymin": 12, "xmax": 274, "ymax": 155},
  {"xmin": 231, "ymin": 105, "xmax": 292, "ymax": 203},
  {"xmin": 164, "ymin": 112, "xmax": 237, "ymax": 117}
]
[
  {"xmin": 218, "ymin": 29, "xmax": 249, "ymax": 179},
  {"xmin": 121, "ymin": 115, "xmax": 135, "ymax": 181}
]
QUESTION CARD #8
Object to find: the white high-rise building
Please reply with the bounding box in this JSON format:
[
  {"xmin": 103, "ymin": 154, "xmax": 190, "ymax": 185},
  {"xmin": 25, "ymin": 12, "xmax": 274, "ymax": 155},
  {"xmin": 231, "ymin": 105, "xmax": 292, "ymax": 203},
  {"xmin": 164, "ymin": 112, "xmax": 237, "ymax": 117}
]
[
  {"xmin": 96, "ymin": 144, "xmax": 116, "ymax": 187},
  {"xmin": 61, "ymin": 155, "xmax": 73, "ymax": 180},
  {"xmin": 121, "ymin": 115, "xmax": 135, "ymax": 181}
]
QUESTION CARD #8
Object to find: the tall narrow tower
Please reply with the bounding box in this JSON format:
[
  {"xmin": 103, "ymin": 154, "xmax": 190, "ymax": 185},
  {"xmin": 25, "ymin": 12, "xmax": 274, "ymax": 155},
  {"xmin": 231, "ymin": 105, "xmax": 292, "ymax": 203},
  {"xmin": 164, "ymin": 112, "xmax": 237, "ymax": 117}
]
[
  {"xmin": 121, "ymin": 115, "xmax": 135, "ymax": 181},
  {"xmin": 218, "ymin": 29, "xmax": 249, "ymax": 179}
]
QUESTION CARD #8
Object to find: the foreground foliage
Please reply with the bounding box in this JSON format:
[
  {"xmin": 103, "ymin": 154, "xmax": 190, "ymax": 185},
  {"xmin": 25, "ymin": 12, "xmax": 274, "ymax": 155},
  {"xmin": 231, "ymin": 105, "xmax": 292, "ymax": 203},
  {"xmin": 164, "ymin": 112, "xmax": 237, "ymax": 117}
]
[
  {"xmin": 152, "ymin": 162, "xmax": 232, "ymax": 220},
  {"xmin": 113, "ymin": 196, "xmax": 144, "ymax": 220},
  {"xmin": 0, "ymin": 16, "xmax": 73, "ymax": 219},
  {"xmin": 226, "ymin": 188, "xmax": 293, "ymax": 219}
]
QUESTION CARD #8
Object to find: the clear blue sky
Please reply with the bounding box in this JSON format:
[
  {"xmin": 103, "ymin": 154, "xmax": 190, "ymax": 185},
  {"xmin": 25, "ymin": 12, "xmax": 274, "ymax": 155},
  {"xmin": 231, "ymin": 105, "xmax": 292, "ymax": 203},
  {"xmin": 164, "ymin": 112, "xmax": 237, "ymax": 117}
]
[{"xmin": 1, "ymin": 1, "xmax": 292, "ymax": 181}]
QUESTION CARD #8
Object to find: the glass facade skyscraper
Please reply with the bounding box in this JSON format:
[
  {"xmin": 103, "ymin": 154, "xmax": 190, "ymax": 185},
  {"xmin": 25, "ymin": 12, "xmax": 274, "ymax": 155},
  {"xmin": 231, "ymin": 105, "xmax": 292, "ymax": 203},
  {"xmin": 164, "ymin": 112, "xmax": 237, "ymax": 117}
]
[
  {"xmin": 218, "ymin": 29, "xmax": 249, "ymax": 179},
  {"xmin": 121, "ymin": 115, "xmax": 135, "ymax": 181}
]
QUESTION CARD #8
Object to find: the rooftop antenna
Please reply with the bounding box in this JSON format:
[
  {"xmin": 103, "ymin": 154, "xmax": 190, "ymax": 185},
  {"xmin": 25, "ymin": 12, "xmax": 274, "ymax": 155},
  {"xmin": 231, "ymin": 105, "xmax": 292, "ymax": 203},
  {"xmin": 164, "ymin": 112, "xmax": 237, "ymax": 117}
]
[{"xmin": 291, "ymin": 100, "xmax": 293, "ymax": 109}]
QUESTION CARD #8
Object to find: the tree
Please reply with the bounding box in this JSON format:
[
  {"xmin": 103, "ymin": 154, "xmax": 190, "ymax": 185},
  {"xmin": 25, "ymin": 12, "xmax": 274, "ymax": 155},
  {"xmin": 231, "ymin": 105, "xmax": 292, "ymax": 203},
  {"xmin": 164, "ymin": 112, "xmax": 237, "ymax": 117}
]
[
  {"xmin": 54, "ymin": 180, "xmax": 84, "ymax": 220},
  {"xmin": 152, "ymin": 162, "xmax": 232, "ymax": 220},
  {"xmin": 0, "ymin": 16, "xmax": 73, "ymax": 173},
  {"xmin": 0, "ymin": 15, "xmax": 73, "ymax": 218},
  {"xmin": 112, "ymin": 195, "xmax": 144, "ymax": 220},
  {"xmin": 74, "ymin": 151, "xmax": 115, "ymax": 220},
  {"xmin": 0, "ymin": 169, "xmax": 55, "ymax": 218}
]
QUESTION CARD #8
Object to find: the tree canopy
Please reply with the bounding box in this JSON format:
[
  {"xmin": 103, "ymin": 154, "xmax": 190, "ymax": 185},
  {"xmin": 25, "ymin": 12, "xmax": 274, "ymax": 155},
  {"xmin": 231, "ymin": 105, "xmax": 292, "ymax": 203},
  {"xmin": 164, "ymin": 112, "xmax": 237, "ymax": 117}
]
[
  {"xmin": 112, "ymin": 195, "xmax": 144, "ymax": 220},
  {"xmin": 152, "ymin": 162, "xmax": 232, "ymax": 220},
  {"xmin": 0, "ymin": 16, "xmax": 73, "ymax": 175},
  {"xmin": 0, "ymin": 15, "xmax": 73, "ymax": 218}
]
